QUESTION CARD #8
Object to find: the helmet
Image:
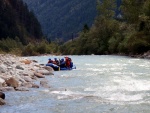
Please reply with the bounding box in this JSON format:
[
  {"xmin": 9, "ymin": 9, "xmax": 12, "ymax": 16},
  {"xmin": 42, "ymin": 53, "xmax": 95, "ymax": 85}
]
[{"xmin": 48, "ymin": 58, "xmax": 51, "ymax": 60}]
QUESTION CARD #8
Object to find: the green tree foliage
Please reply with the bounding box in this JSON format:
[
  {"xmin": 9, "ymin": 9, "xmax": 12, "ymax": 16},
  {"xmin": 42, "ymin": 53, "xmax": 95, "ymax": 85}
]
[
  {"xmin": 22, "ymin": 40, "xmax": 61, "ymax": 56},
  {"xmin": 120, "ymin": 0, "xmax": 143, "ymax": 23},
  {"xmin": 60, "ymin": 0, "xmax": 118, "ymax": 55},
  {"xmin": 0, "ymin": 37, "xmax": 23, "ymax": 55},
  {"xmin": 61, "ymin": 0, "xmax": 150, "ymax": 55}
]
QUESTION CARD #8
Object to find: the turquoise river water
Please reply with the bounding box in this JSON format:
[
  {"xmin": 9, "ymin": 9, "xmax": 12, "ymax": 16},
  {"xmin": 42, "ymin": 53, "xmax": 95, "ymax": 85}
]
[{"xmin": 0, "ymin": 55, "xmax": 150, "ymax": 113}]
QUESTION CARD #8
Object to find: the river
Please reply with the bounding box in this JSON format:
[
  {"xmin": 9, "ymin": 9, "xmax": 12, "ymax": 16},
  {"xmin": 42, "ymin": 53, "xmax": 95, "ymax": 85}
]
[{"xmin": 1, "ymin": 55, "xmax": 150, "ymax": 113}]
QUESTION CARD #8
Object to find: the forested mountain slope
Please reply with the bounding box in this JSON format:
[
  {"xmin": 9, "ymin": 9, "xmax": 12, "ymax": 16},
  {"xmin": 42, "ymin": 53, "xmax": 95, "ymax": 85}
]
[
  {"xmin": 23, "ymin": 0, "xmax": 97, "ymax": 41},
  {"xmin": 0, "ymin": 0, "xmax": 43, "ymax": 44}
]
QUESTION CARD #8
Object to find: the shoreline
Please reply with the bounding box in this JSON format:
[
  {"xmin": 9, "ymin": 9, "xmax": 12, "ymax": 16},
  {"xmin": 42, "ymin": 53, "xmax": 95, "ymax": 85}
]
[
  {"xmin": 0, "ymin": 54, "xmax": 54, "ymax": 105},
  {"xmin": 111, "ymin": 50, "xmax": 150, "ymax": 59}
]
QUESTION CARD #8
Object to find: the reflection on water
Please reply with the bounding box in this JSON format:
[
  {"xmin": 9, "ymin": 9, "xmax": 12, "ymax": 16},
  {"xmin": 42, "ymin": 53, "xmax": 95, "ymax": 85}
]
[{"xmin": 1, "ymin": 55, "xmax": 150, "ymax": 113}]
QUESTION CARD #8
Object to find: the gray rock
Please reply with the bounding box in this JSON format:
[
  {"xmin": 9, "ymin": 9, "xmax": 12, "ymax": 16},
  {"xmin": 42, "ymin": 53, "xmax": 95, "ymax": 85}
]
[
  {"xmin": 43, "ymin": 66, "xmax": 54, "ymax": 72},
  {"xmin": 16, "ymin": 65, "xmax": 24, "ymax": 70},
  {"xmin": 0, "ymin": 98, "xmax": 6, "ymax": 105},
  {"xmin": 0, "ymin": 87, "xmax": 15, "ymax": 91},
  {"xmin": 23, "ymin": 76, "xmax": 33, "ymax": 82},
  {"xmin": 15, "ymin": 87, "xmax": 29, "ymax": 91},
  {"xmin": 0, "ymin": 67, "xmax": 5, "ymax": 73},
  {"xmin": 40, "ymin": 80, "xmax": 50, "ymax": 88},
  {"xmin": 34, "ymin": 72, "xmax": 45, "ymax": 78},
  {"xmin": 0, "ymin": 78, "xmax": 5, "ymax": 87},
  {"xmin": 32, "ymin": 83, "xmax": 39, "ymax": 88},
  {"xmin": 37, "ymin": 69, "xmax": 53, "ymax": 75},
  {"xmin": 21, "ymin": 82, "xmax": 33, "ymax": 88}
]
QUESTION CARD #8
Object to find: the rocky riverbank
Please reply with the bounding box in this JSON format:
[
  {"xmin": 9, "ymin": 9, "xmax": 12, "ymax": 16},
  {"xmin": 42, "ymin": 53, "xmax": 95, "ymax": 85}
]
[
  {"xmin": 0, "ymin": 54, "xmax": 54, "ymax": 105},
  {"xmin": 130, "ymin": 50, "xmax": 150, "ymax": 59}
]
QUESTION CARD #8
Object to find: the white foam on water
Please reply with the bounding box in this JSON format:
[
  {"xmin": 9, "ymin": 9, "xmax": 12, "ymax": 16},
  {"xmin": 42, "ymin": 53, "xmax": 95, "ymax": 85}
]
[
  {"xmin": 84, "ymin": 87, "xmax": 145, "ymax": 102},
  {"xmin": 42, "ymin": 89, "xmax": 50, "ymax": 92},
  {"xmin": 112, "ymin": 76, "xmax": 150, "ymax": 91},
  {"xmin": 50, "ymin": 91, "xmax": 61, "ymax": 94},
  {"xmin": 50, "ymin": 90, "xmax": 85, "ymax": 100},
  {"xmin": 87, "ymin": 68, "xmax": 105, "ymax": 72},
  {"xmin": 105, "ymin": 93, "xmax": 143, "ymax": 102},
  {"xmin": 83, "ymin": 73, "xmax": 150, "ymax": 102}
]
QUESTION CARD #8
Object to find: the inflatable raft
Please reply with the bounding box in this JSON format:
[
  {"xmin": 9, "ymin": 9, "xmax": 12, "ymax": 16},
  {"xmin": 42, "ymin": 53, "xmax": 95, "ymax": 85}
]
[
  {"xmin": 46, "ymin": 57, "xmax": 76, "ymax": 71},
  {"xmin": 46, "ymin": 63, "xmax": 76, "ymax": 71}
]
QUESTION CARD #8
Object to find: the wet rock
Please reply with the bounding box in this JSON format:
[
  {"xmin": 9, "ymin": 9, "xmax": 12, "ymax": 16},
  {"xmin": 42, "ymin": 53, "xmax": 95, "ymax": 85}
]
[
  {"xmin": 32, "ymin": 60, "xmax": 38, "ymax": 63},
  {"xmin": 5, "ymin": 77, "xmax": 19, "ymax": 88},
  {"xmin": 44, "ymin": 66, "xmax": 54, "ymax": 72},
  {"xmin": 0, "ymin": 92, "xmax": 5, "ymax": 99},
  {"xmin": 34, "ymin": 72, "xmax": 45, "ymax": 78},
  {"xmin": 32, "ymin": 83, "xmax": 39, "ymax": 88},
  {"xmin": 36, "ymin": 69, "xmax": 51, "ymax": 75},
  {"xmin": 142, "ymin": 50, "xmax": 150, "ymax": 59},
  {"xmin": 21, "ymin": 82, "xmax": 33, "ymax": 88},
  {"xmin": 16, "ymin": 65, "xmax": 24, "ymax": 70},
  {"xmin": 16, "ymin": 75, "xmax": 26, "ymax": 83},
  {"xmin": 0, "ymin": 87, "xmax": 15, "ymax": 92},
  {"xmin": 15, "ymin": 87, "xmax": 29, "ymax": 91},
  {"xmin": 23, "ymin": 76, "xmax": 33, "ymax": 82},
  {"xmin": 40, "ymin": 80, "xmax": 50, "ymax": 88},
  {"xmin": 0, "ymin": 98, "xmax": 6, "ymax": 105},
  {"xmin": 31, "ymin": 75, "xmax": 37, "ymax": 80}
]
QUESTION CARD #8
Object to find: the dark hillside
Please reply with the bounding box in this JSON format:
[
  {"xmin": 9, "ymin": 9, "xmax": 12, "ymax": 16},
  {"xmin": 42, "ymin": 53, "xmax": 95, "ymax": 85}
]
[
  {"xmin": 23, "ymin": 0, "xmax": 97, "ymax": 41},
  {"xmin": 0, "ymin": 0, "xmax": 43, "ymax": 44}
]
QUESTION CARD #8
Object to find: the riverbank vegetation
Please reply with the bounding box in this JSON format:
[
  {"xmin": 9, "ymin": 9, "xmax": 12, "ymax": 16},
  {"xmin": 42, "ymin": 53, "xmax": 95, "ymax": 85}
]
[
  {"xmin": 60, "ymin": 0, "xmax": 150, "ymax": 55},
  {"xmin": 0, "ymin": 37, "xmax": 60, "ymax": 56}
]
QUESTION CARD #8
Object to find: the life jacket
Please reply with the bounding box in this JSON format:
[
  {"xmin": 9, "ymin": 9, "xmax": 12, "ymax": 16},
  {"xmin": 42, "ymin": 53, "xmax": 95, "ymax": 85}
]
[
  {"xmin": 48, "ymin": 60, "xmax": 53, "ymax": 63},
  {"xmin": 65, "ymin": 57, "xmax": 71, "ymax": 68},
  {"xmin": 55, "ymin": 60, "xmax": 59, "ymax": 65}
]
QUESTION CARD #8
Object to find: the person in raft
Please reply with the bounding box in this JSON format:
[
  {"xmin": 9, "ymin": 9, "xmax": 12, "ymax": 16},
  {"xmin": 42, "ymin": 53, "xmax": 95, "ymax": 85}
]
[
  {"xmin": 54, "ymin": 58, "xmax": 59, "ymax": 65},
  {"xmin": 47, "ymin": 58, "xmax": 53, "ymax": 63},
  {"xmin": 60, "ymin": 58, "xmax": 66, "ymax": 68},
  {"xmin": 65, "ymin": 57, "xmax": 72, "ymax": 69}
]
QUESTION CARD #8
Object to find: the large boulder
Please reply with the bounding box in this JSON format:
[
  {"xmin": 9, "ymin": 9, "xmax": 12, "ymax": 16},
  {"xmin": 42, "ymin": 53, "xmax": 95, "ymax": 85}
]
[
  {"xmin": 5, "ymin": 77, "xmax": 19, "ymax": 88},
  {"xmin": 36, "ymin": 69, "xmax": 50, "ymax": 75},
  {"xmin": 34, "ymin": 72, "xmax": 45, "ymax": 78},
  {"xmin": 20, "ymin": 59, "xmax": 31, "ymax": 64},
  {"xmin": 43, "ymin": 66, "xmax": 54, "ymax": 72}
]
